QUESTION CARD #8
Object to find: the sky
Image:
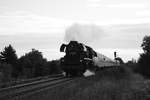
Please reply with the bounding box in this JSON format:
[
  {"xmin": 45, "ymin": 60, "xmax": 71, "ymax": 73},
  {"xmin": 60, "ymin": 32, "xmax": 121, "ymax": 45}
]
[{"xmin": 0, "ymin": 0, "xmax": 150, "ymax": 62}]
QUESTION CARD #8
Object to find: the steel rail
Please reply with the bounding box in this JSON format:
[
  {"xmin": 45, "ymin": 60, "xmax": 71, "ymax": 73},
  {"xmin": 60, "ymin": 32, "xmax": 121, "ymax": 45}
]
[
  {"xmin": 13, "ymin": 78, "xmax": 73, "ymax": 100},
  {"xmin": 0, "ymin": 74, "xmax": 72, "ymax": 100},
  {"xmin": 0, "ymin": 74, "xmax": 63, "ymax": 88}
]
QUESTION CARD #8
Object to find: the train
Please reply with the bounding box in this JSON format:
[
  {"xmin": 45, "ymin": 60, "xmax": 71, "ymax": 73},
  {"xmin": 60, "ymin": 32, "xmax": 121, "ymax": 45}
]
[{"xmin": 60, "ymin": 41, "xmax": 115, "ymax": 77}]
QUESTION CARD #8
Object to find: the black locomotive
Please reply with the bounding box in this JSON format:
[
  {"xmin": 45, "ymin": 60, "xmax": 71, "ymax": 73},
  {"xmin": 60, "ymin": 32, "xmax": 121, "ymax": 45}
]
[{"xmin": 60, "ymin": 41, "xmax": 97, "ymax": 77}]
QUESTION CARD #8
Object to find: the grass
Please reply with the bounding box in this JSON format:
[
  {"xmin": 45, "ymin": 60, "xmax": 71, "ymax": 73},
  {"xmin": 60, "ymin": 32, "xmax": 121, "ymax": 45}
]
[
  {"xmin": 69, "ymin": 66, "xmax": 149, "ymax": 100},
  {"xmin": 15, "ymin": 65, "xmax": 150, "ymax": 100}
]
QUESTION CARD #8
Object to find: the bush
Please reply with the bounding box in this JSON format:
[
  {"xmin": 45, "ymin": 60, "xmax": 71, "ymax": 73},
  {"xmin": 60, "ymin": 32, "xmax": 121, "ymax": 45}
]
[
  {"xmin": 137, "ymin": 53, "xmax": 150, "ymax": 78},
  {"xmin": 46, "ymin": 60, "xmax": 62, "ymax": 75},
  {"xmin": 0, "ymin": 63, "xmax": 12, "ymax": 83}
]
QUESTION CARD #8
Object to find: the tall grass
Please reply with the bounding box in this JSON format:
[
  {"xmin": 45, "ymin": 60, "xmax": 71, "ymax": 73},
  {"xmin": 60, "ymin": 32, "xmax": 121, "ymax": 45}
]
[
  {"xmin": 69, "ymin": 66, "xmax": 149, "ymax": 100},
  {"xmin": 20, "ymin": 65, "xmax": 150, "ymax": 100}
]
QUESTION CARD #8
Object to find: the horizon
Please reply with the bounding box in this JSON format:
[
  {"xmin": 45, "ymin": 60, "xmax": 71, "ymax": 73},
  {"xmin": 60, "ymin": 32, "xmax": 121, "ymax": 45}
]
[{"xmin": 0, "ymin": 41, "xmax": 143, "ymax": 62}]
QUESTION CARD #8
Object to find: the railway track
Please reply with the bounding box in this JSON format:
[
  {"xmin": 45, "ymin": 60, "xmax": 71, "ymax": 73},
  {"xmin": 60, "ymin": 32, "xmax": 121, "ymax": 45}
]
[
  {"xmin": 0, "ymin": 74, "xmax": 64, "ymax": 88},
  {"xmin": 0, "ymin": 74, "xmax": 73, "ymax": 100}
]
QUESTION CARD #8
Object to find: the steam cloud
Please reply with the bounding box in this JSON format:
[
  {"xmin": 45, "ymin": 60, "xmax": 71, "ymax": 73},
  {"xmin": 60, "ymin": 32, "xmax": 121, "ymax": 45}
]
[{"xmin": 64, "ymin": 23, "xmax": 105, "ymax": 45}]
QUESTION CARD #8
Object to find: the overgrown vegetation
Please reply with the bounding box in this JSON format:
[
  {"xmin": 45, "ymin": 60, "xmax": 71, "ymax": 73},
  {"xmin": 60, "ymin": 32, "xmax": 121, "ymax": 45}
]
[
  {"xmin": 20, "ymin": 66, "xmax": 150, "ymax": 100},
  {"xmin": 0, "ymin": 45, "xmax": 62, "ymax": 87},
  {"xmin": 137, "ymin": 35, "xmax": 150, "ymax": 78}
]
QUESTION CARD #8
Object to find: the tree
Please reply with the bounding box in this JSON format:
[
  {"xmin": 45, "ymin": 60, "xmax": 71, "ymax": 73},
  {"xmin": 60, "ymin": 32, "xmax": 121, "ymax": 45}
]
[
  {"xmin": 0, "ymin": 45, "xmax": 19, "ymax": 78},
  {"xmin": 0, "ymin": 44, "xmax": 18, "ymax": 65},
  {"xmin": 46, "ymin": 60, "xmax": 62, "ymax": 75},
  {"xmin": 141, "ymin": 36, "xmax": 150, "ymax": 54},
  {"xmin": 138, "ymin": 35, "xmax": 150, "ymax": 77},
  {"xmin": 19, "ymin": 49, "xmax": 47, "ymax": 78}
]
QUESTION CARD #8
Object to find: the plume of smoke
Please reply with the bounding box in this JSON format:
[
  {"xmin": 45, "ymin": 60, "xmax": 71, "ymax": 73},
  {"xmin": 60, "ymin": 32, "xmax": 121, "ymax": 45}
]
[{"xmin": 64, "ymin": 23, "xmax": 105, "ymax": 45}]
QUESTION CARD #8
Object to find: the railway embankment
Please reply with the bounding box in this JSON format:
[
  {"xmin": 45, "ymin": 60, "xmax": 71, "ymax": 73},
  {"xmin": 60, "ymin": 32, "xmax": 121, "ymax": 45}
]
[{"xmin": 20, "ymin": 65, "xmax": 150, "ymax": 100}]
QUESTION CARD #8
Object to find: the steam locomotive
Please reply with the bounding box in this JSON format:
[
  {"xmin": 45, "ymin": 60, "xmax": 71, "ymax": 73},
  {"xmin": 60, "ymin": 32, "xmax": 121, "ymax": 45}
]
[{"xmin": 60, "ymin": 41, "xmax": 99, "ymax": 77}]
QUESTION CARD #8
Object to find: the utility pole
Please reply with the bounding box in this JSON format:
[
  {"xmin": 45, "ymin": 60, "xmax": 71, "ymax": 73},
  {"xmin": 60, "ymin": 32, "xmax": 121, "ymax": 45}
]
[
  {"xmin": 114, "ymin": 51, "xmax": 117, "ymax": 59},
  {"xmin": 114, "ymin": 51, "xmax": 117, "ymax": 64}
]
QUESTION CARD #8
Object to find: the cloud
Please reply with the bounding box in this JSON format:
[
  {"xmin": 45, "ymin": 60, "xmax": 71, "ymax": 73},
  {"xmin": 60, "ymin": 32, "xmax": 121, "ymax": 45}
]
[
  {"xmin": 87, "ymin": 0, "xmax": 102, "ymax": 3},
  {"xmin": 105, "ymin": 3, "xmax": 147, "ymax": 8},
  {"xmin": 64, "ymin": 22, "xmax": 150, "ymax": 49},
  {"xmin": 98, "ymin": 23, "xmax": 150, "ymax": 49},
  {"xmin": 88, "ymin": 3, "xmax": 147, "ymax": 8},
  {"xmin": 135, "ymin": 10, "xmax": 150, "ymax": 17},
  {"xmin": 87, "ymin": 0, "xmax": 149, "ymax": 8},
  {"xmin": 0, "ymin": 11, "xmax": 72, "ymax": 35},
  {"xmin": 64, "ymin": 23, "xmax": 106, "ymax": 45}
]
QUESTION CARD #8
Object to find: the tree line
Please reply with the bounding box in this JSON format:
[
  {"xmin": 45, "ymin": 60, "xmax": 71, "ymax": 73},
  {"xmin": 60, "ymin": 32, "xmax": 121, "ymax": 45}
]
[
  {"xmin": 0, "ymin": 45, "xmax": 62, "ymax": 83},
  {"xmin": 0, "ymin": 35, "xmax": 150, "ymax": 84}
]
